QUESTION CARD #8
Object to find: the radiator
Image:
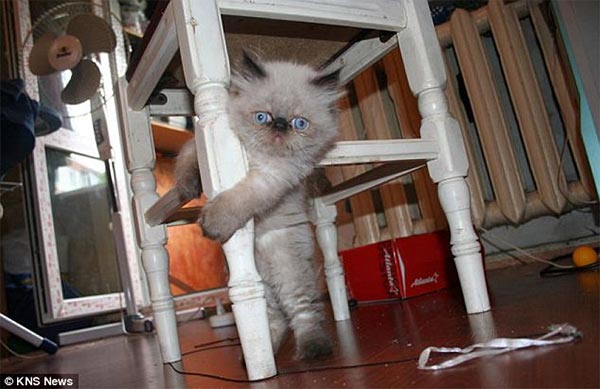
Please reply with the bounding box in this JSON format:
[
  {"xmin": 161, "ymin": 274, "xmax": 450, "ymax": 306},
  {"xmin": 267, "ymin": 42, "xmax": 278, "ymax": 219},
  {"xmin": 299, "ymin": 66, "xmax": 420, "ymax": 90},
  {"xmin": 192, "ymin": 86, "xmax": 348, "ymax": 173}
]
[{"xmin": 329, "ymin": 0, "xmax": 596, "ymax": 250}]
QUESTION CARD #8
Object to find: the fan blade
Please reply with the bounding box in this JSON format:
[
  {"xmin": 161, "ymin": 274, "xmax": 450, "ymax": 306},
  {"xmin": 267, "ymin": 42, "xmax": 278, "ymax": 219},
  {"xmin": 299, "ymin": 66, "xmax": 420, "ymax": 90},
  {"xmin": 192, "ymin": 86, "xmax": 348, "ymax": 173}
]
[
  {"xmin": 29, "ymin": 32, "xmax": 58, "ymax": 76},
  {"xmin": 61, "ymin": 59, "xmax": 101, "ymax": 105},
  {"xmin": 65, "ymin": 14, "xmax": 116, "ymax": 55}
]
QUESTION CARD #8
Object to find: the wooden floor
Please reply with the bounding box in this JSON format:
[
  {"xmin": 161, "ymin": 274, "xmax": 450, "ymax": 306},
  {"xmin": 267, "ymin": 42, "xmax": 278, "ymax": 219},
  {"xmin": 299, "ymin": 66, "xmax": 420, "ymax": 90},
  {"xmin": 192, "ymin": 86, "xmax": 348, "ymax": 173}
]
[{"xmin": 2, "ymin": 263, "xmax": 598, "ymax": 388}]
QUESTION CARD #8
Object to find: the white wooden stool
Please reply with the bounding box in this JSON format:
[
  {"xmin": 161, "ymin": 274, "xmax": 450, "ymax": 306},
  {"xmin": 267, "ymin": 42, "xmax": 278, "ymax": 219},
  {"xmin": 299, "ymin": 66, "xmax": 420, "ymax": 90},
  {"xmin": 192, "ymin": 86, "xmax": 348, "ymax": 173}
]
[{"xmin": 119, "ymin": 0, "xmax": 490, "ymax": 380}]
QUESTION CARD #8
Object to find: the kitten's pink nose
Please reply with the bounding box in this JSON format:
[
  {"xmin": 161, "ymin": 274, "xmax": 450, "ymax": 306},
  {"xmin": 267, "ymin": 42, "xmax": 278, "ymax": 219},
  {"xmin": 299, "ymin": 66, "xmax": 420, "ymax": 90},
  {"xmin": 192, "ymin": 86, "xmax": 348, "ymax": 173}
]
[{"xmin": 272, "ymin": 117, "xmax": 289, "ymax": 132}]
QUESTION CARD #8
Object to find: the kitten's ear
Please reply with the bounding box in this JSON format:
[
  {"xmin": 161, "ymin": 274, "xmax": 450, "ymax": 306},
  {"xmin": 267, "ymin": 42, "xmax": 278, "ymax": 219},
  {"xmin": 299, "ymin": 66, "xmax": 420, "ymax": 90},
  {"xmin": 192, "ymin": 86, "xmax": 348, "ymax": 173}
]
[
  {"xmin": 311, "ymin": 68, "xmax": 342, "ymax": 89},
  {"xmin": 240, "ymin": 50, "xmax": 267, "ymax": 80}
]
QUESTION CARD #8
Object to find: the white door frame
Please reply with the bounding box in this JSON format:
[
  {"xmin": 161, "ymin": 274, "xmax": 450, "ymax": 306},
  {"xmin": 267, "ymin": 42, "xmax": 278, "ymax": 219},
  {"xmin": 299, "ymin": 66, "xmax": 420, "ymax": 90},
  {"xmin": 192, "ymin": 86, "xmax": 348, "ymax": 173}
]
[{"xmin": 13, "ymin": 0, "xmax": 146, "ymax": 323}]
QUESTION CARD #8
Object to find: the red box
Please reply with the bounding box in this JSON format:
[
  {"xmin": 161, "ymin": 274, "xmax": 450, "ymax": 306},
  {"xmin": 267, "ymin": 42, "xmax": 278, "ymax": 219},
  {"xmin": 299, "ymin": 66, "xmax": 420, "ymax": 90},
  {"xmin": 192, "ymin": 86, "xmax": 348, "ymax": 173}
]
[{"xmin": 339, "ymin": 231, "xmax": 458, "ymax": 302}]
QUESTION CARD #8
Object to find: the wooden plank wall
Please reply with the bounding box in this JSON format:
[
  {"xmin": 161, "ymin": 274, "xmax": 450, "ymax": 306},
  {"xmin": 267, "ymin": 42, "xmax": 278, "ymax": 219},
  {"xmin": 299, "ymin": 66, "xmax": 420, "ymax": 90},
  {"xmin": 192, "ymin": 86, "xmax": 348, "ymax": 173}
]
[{"xmin": 333, "ymin": 0, "xmax": 596, "ymax": 250}]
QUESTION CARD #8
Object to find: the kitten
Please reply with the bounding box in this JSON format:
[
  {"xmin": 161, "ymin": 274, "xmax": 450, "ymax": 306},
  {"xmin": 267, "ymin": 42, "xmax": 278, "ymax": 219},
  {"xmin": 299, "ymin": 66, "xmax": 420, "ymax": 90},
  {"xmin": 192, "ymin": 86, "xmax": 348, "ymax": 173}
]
[{"xmin": 174, "ymin": 53, "xmax": 343, "ymax": 360}]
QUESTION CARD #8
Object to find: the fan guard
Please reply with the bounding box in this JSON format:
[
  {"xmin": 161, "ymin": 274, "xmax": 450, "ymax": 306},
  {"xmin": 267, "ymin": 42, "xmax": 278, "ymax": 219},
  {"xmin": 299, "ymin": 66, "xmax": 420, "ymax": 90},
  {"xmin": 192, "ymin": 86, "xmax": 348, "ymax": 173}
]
[{"xmin": 21, "ymin": 2, "xmax": 124, "ymax": 120}]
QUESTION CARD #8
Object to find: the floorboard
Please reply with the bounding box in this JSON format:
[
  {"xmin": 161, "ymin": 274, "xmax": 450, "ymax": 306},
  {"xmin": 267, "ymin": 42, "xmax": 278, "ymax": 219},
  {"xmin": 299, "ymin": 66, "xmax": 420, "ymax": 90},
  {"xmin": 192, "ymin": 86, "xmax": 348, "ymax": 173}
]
[{"xmin": 2, "ymin": 263, "xmax": 598, "ymax": 388}]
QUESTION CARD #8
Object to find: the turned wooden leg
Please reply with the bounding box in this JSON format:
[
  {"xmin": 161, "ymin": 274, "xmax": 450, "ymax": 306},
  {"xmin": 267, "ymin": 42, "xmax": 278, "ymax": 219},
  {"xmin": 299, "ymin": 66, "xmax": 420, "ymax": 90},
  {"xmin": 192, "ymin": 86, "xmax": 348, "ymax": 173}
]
[
  {"xmin": 172, "ymin": 0, "xmax": 275, "ymax": 378},
  {"xmin": 118, "ymin": 78, "xmax": 181, "ymax": 363},
  {"xmin": 191, "ymin": 85, "xmax": 276, "ymax": 381},
  {"xmin": 438, "ymin": 176, "xmax": 490, "ymax": 313},
  {"xmin": 192, "ymin": 83, "xmax": 275, "ymax": 381},
  {"xmin": 223, "ymin": 225, "xmax": 274, "ymax": 377},
  {"xmin": 468, "ymin": 311, "xmax": 497, "ymax": 343},
  {"xmin": 134, "ymin": 171, "xmax": 181, "ymax": 361},
  {"xmin": 398, "ymin": 0, "xmax": 490, "ymax": 314},
  {"xmin": 311, "ymin": 199, "xmax": 350, "ymax": 321}
]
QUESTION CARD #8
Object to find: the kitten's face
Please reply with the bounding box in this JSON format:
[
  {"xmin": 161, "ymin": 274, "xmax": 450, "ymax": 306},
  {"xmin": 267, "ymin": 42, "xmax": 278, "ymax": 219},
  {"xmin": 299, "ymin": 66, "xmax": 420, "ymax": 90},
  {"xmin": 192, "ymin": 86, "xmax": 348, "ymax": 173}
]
[{"xmin": 229, "ymin": 54, "xmax": 342, "ymax": 159}]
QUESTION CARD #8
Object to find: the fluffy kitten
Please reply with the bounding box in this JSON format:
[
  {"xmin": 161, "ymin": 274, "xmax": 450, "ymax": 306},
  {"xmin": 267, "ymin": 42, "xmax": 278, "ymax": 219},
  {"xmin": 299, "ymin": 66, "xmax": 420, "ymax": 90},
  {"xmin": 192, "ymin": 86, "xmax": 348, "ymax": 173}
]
[{"xmin": 175, "ymin": 53, "xmax": 342, "ymax": 360}]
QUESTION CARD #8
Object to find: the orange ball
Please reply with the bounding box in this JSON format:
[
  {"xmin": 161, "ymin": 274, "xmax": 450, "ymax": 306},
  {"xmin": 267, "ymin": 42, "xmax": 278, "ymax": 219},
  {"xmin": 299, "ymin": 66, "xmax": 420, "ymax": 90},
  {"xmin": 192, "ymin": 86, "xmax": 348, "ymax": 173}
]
[{"xmin": 572, "ymin": 246, "xmax": 598, "ymax": 267}]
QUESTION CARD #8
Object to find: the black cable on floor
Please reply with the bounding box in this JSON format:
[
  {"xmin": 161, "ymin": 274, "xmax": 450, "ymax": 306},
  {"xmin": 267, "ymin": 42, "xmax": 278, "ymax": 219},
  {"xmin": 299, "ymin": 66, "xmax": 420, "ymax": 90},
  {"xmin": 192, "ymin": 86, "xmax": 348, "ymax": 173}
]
[
  {"xmin": 168, "ymin": 353, "xmax": 421, "ymax": 384},
  {"xmin": 540, "ymin": 260, "xmax": 599, "ymax": 277},
  {"xmin": 169, "ymin": 336, "xmax": 423, "ymax": 383}
]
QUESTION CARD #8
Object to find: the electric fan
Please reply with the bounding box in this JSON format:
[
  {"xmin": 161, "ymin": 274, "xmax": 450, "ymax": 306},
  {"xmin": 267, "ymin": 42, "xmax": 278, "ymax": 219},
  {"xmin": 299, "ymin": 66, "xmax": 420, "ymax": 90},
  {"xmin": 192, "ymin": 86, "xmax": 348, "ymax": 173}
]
[{"xmin": 23, "ymin": 2, "xmax": 120, "ymax": 110}]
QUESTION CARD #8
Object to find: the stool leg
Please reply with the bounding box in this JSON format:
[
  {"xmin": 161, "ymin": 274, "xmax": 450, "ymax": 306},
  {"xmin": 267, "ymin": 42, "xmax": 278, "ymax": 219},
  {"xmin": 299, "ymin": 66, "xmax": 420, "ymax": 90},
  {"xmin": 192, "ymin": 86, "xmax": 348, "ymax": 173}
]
[
  {"xmin": 437, "ymin": 175, "xmax": 491, "ymax": 313},
  {"xmin": 311, "ymin": 200, "xmax": 350, "ymax": 321},
  {"xmin": 195, "ymin": 83, "xmax": 276, "ymax": 380},
  {"xmin": 117, "ymin": 78, "xmax": 181, "ymax": 363},
  {"xmin": 397, "ymin": 0, "xmax": 490, "ymax": 314},
  {"xmin": 224, "ymin": 226, "xmax": 275, "ymax": 378},
  {"xmin": 172, "ymin": 0, "xmax": 276, "ymax": 378},
  {"xmin": 193, "ymin": 84, "xmax": 276, "ymax": 381}
]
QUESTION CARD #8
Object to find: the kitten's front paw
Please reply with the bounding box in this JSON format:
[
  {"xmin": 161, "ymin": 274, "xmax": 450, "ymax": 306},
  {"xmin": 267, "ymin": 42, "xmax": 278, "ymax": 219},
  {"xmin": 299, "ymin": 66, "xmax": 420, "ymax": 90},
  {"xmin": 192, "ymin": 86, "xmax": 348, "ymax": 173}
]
[
  {"xmin": 198, "ymin": 198, "xmax": 242, "ymax": 242},
  {"xmin": 296, "ymin": 331, "xmax": 333, "ymax": 361}
]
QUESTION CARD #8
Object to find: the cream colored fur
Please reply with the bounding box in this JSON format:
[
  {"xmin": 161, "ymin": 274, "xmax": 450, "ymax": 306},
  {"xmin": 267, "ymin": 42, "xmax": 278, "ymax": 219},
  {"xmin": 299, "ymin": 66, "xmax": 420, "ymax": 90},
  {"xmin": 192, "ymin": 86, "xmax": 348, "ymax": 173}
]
[{"xmin": 174, "ymin": 54, "xmax": 342, "ymax": 360}]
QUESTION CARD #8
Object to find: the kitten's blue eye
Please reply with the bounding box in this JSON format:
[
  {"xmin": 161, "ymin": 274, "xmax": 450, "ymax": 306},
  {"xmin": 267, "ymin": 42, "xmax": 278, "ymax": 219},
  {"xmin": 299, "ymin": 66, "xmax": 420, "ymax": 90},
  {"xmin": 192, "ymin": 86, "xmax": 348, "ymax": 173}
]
[
  {"xmin": 290, "ymin": 117, "xmax": 309, "ymax": 132},
  {"xmin": 253, "ymin": 111, "xmax": 272, "ymax": 125}
]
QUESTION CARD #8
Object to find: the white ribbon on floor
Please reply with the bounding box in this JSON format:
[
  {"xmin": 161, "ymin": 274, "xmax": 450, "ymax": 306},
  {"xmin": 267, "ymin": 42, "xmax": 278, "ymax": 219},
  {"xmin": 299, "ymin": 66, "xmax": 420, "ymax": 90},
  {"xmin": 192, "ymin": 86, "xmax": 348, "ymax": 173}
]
[{"xmin": 418, "ymin": 323, "xmax": 582, "ymax": 370}]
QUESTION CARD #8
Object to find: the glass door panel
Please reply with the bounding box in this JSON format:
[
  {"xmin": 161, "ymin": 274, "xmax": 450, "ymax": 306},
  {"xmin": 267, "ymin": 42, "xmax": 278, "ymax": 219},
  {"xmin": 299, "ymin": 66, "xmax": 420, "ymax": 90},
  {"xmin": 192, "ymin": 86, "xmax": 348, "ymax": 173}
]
[{"xmin": 45, "ymin": 148, "xmax": 120, "ymax": 299}]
